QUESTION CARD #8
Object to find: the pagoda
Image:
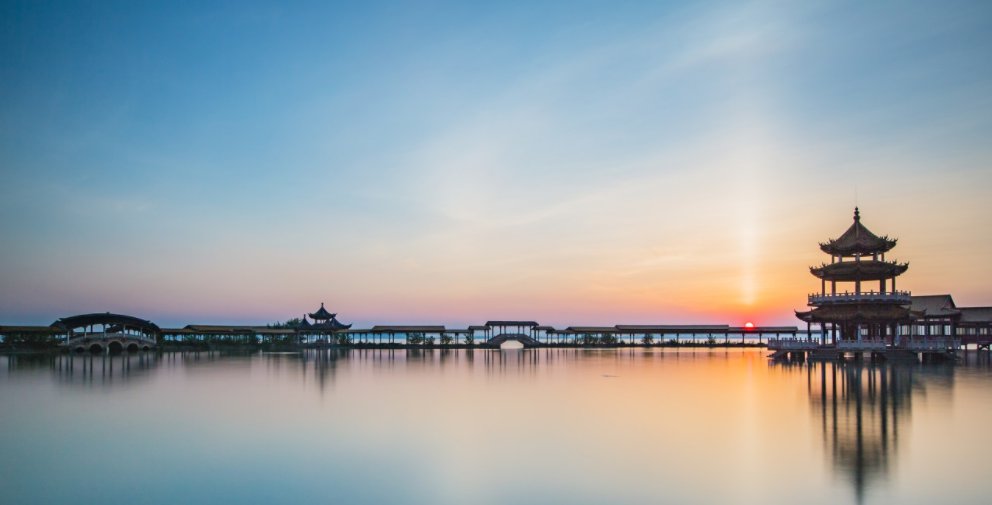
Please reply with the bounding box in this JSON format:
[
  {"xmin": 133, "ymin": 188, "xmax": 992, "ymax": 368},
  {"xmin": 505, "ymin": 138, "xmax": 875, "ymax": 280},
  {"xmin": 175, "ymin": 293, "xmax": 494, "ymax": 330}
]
[
  {"xmin": 796, "ymin": 208, "xmax": 913, "ymax": 344},
  {"xmin": 308, "ymin": 303, "xmax": 351, "ymax": 332}
]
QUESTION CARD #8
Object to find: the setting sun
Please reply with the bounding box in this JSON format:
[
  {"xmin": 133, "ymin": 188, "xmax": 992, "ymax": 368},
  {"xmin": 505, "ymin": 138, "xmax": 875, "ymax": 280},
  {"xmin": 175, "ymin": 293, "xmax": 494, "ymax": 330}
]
[{"xmin": 744, "ymin": 322, "xmax": 755, "ymax": 329}]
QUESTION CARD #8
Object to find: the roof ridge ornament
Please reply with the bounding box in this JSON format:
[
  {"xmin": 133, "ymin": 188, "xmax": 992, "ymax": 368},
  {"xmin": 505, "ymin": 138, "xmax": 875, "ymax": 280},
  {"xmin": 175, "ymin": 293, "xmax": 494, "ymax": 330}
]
[{"xmin": 854, "ymin": 206, "xmax": 860, "ymax": 222}]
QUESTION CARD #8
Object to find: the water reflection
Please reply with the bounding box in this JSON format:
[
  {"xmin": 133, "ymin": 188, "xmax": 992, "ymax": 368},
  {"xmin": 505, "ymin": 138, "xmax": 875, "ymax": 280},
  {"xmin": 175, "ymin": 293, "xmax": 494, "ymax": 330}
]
[
  {"xmin": 6, "ymin": 352, "xmax": 162, "ymax": 387},
  {"xmin": 3, "ymin": 349, "xmax": 992, "ymax": 505},
  {"xmin": 789, "ymin": 360, "xmax": 955, "ymax": 503}
]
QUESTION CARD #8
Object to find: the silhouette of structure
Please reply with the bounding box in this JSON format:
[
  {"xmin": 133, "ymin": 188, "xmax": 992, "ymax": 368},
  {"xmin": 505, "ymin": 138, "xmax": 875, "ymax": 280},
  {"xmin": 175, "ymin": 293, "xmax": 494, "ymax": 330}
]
[
  {"xmin": 797, "ymin": 207, "xmax": 912, "ymax": 344},
  {"xmin": 772, "ymin": 208, "xmax": 992, "ymax": 361}
]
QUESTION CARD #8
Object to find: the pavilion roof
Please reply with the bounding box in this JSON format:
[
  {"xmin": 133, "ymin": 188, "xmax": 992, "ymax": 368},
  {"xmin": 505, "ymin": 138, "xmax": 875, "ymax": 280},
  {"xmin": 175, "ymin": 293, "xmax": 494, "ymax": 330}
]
[
  {"xmin": 796, "ymin": 305, "xmax": 915, "ymax": 323},
  {"xmin": 53, "ymin": 313, "xmax": 160, "ymax": 333},
  {"xmin": 309, "ymin": 303, "xmax": 336, "ymax": 320},
  {"xmin": 310, "ymin": 317, "xmax": 351, "ymax": 330},
  {"xmin": 811, "ymin": 260, "xmax": 908, "ymax": 281},
  {"xmin": 910, "ymin": 295, "xmax": 960, "ymax": 318},
  {"xmin": 819, "ymin": 208, "xmax": 897, "ymax": 256},
  {"xmin": 467, "ymin": 325, "xmax": 488, "ymax": 331},
  {"xmin": 298, "ymin": 316, "xmax": 311, "ymax": 328}
]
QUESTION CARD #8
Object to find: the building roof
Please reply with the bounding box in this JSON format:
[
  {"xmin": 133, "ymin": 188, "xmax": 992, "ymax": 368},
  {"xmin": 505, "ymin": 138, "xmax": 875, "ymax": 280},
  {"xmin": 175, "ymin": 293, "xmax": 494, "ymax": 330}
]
[
  {"xmin": 614, "ymin": 325, "xmax": 730, "ymax": 333},
  {"xmin": 309, "ymin": 303, "xmax": 336, "ymax": 320},
  {"xmin": 53, "ymin": 313, "xmax": 160, "ymax": 333},
  {"xmin": 183, "ymin": 325, "xmax": 257, "ymax": 333},
  {"xmin": 467, "ymin": 325, "xmax": 488, "ymax": 331},
  {"xmin": 819, "ymin": 208, "xmax": 897, "ymax": 256},
  {"xmin": 910, "ymin": 295, "xmax": 960, "ymax": 318},
  {"xmin": 958, "ymin": 307, "xmax": 992, "ymax": 324},
  {"xmin": 298, "ymin": 316, "xmax": 311, "ymax": 328},
  {"xmin": 485, "ymin": 321, "xmax": 539, "ymax": 327},
  {"xmin": 0, "ymin": 325, "xmax": 58, "ymax": 334},
  {"xmin": 811, "ymin": 260, "xmax": 908, "ymax": 281},
  {"xmin": 534, "ymin": 325, "xmax": 556, "ymax": 331},
  {"xmin": 564, "ymin": 326, "xmax": 617, "ymax": 333},
  {"xmin": 370, "ymin": 325, "xmax": 446, "ymax": 333}
]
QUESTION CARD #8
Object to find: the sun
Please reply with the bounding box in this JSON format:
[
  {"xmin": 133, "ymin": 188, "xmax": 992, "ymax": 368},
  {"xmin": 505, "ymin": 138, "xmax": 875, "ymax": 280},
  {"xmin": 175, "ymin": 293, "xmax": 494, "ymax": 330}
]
[{"xmin": 744, "ymin": 321, "xmax": 755, "ymax": 330}]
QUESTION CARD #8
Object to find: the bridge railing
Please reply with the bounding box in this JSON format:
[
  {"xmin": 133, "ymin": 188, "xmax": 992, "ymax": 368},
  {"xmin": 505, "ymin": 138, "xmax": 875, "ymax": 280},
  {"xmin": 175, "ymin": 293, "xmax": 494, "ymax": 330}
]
[
  {"xmin": 767, "ymin": 338, "xmax": 820, "ymax": 350},
  {"xmin": 902, "ymin": 338, "xmax": 959, "ymax": 352},
  {"xmin": 65, "ymin": 332, "xmax": 156, "ymax": 346},
  {"xmin": 835, "ymin": 339, "xmax": 888, "ymax": 351}
]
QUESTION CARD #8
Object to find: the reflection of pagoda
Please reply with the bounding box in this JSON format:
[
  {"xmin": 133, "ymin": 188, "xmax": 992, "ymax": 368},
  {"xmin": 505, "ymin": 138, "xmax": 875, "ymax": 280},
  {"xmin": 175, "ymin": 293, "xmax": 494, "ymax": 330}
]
[
  {"xmin": 797, "ymin": 208, "xmax": 913, "ymax": 344},
  {"xmin": 807, "ymin": 362, "xmax": 915, "ymax": 504}
]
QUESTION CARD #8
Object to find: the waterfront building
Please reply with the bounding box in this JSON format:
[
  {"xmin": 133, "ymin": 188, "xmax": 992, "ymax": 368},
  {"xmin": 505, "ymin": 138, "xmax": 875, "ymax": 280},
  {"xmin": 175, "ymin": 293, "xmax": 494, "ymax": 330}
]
[
  {"xmin": 796, "ymin": 208, "xmax": 912, "ymax": 345},
  {"xmin": 904, "ymin": 295, "xmax": 992, "ymax": 349}
]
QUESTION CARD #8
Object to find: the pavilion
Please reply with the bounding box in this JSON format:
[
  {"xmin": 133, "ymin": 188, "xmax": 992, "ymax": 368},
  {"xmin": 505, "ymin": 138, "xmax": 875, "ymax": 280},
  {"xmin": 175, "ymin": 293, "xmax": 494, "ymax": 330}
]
[{"xmin": 796, "ymin": 207, "xmax": 914, "ymax": 345}]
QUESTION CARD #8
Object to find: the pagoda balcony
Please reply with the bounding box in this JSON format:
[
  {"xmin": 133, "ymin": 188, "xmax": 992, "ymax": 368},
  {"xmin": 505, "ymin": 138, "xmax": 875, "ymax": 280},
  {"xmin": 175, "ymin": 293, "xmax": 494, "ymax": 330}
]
[{"xmin": 808, "ymin": 290, "xmax": 912, "ymax": 306}]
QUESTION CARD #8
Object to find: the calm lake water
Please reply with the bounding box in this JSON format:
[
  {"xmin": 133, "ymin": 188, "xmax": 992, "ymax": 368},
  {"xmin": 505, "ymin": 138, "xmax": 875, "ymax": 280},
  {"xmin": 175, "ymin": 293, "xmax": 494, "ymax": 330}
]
[{"xmin": 2, "ymin": 349, "xmax": 991, "ymax": 505}]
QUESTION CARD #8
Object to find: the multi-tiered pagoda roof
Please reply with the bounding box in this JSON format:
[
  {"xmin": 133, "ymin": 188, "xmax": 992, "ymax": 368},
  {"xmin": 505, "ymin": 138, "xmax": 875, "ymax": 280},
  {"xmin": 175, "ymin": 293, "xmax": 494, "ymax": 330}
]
[
  {"xmin": 819, "ymin": 207, "xmax": 897, "ymax": 256},
  {"xmin": 306, "ymin": 303, "xmax": 351, "ymax": 331}
]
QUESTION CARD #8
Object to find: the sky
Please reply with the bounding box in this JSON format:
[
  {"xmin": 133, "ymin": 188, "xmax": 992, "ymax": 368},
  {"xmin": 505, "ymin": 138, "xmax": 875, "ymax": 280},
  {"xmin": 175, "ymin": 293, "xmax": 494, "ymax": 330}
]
[{"xmin": 1, "ymin": 0, "xmax": 991, "ymax": 328}]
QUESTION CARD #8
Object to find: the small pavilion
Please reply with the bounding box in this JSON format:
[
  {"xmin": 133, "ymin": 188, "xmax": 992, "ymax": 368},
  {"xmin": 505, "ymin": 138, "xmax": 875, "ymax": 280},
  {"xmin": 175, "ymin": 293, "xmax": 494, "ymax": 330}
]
[{"xmin": 295, "ymin": 303, "xmax": 351, "ymax": 344}]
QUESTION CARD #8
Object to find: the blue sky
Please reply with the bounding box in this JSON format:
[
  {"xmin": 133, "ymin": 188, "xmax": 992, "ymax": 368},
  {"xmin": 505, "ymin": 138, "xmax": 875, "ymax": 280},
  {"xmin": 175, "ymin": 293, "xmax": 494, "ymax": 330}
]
[{"xmin": 2, "ymin": 0, "xmax": 991, "ymax": 327}]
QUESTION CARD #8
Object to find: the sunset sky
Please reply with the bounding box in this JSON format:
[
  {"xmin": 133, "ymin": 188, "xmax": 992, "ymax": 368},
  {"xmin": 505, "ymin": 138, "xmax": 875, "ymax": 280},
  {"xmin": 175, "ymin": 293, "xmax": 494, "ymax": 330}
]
[{"xmin": 2, "ymin": 0, "xmax": 991, "ymax": 327}]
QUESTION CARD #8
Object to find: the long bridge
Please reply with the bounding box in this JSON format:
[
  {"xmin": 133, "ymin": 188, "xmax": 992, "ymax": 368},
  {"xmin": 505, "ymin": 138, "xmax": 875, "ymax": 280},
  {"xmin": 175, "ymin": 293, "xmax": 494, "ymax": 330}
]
[
  {"xmin": 3, "ymin": 310, "xmax": 991, "ymax": 359},
  {"xmin": 2, "ymin": 315, "xmax": 801, "ymax": 352}
]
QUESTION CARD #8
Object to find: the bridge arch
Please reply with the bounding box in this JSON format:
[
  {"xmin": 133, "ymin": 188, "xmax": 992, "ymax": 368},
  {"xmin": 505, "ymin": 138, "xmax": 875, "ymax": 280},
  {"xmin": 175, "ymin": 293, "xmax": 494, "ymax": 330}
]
[
  {"xmin": 88, "ymin": 343, "xmax": 104, "ymax": 354},
  {"xmin": 487, "ymin": 333, "xmax": 541, "ymax": 348}
]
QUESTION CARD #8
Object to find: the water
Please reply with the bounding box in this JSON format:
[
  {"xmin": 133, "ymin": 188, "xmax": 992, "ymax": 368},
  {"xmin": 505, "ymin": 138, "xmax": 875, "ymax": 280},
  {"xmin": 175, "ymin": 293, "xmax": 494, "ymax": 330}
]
[{"xmin": 2, "ymin": 349, "xmax": 991, "ymax": 505}]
